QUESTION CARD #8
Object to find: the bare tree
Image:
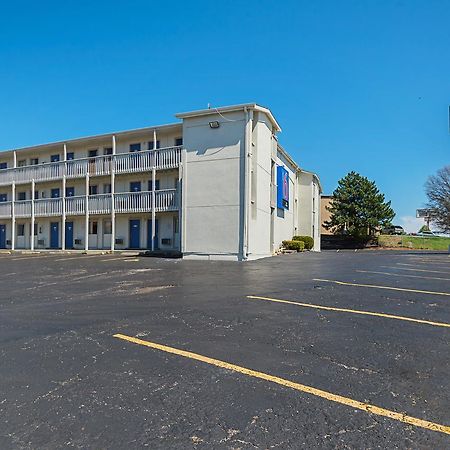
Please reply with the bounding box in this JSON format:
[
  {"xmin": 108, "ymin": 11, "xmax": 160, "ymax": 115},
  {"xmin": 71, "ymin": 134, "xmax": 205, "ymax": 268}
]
[{"xmin": 425, "ymin": 165, "xmax": 450, "ymax": 232}]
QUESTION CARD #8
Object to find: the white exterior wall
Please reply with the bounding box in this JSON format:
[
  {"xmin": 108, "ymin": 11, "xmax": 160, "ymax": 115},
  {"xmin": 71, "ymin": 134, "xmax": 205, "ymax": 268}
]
[
  {"xmin": 297, "ymin": 172, "xmax": 321, "ymax": 251},
  {"xmin": 181, "ymin": 110, "xmax": 246, "ymax": 260}
]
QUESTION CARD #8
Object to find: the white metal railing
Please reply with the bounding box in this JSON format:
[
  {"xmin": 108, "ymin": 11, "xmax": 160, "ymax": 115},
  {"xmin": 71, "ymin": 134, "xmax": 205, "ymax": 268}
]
[
  {"xmin": 65, "ymin": 196, "xmax": 86, "ymax": 215},
  {"xmin": 0, "ymin": 201, "xmax": 12, "ymax": 218},
  {"xmin": 88, "ymin": 194, "xmax": 112, "ymax": 215},
  {"xmin": 0, "ymin": 190, "xmax": 178, "ymax": 218},
  {"xmin": 155, "ymin": 189, "xmax": 177, "ymax": 211},
  {"xmin": 0, "ymin": 146, "xmax": 182, "ymax": 186},
  {"xmin": 35, "ymin": 198, "xmax": 62, "ymax": 217},
  {"xmin": 114, "ymin": 191, "xmax": 153, "ymax": 213},
  {"xmin": 14, "ymin": 200, "xmax": 32, "ymax": 217}
]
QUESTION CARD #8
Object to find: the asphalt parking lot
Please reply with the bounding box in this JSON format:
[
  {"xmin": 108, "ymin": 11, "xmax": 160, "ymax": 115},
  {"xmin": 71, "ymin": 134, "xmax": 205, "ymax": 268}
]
[{"xmin": 0, "ymin": 250, "xmax": 449, "ymax": 449}]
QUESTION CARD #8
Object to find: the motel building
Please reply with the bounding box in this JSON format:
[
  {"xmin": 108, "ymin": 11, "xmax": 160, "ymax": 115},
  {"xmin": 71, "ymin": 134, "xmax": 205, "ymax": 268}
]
[{"xmin": 0, "ymin": 103, "xmax": 321, "ymax": 260}]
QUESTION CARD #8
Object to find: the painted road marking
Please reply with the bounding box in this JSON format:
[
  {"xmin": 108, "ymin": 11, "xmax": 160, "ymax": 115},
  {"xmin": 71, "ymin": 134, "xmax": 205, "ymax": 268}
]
[
  {"xmin": 356, "ymin": 270, "xmax": 450, "ymax": 282},
  {"xmin": 380, "ymin": 266, "xmax": 450, "ymax": 275},
  {"xmin": 246, "ymin": 295, "xmax": 450, "ymax": 329},
  {"xmin": 113, "ymin": 333, "xmax": 450, "ymax": 436},
  {"xmin": 313, "ymin": 278, "xmax": 450, "ymax": 296},
  {"xmin": 398, "ymin": 261, "xmax": 450, "ymax": 267},
  {"xmin": 396, "ymin": 261, "xmax": 450, "ymax": 269}
]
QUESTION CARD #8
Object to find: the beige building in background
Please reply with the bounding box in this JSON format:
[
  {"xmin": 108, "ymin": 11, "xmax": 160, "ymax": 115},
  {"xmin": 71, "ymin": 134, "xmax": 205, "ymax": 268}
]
[{"xmin": 321, "ymin": 195, "xmax": 333, "ymax": 235}]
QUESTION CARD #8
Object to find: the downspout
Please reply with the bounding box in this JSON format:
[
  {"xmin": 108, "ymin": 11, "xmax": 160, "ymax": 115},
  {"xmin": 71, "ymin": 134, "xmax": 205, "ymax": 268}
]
[{"xmin": 242, "ymin": 107, "xmax": 253, "ymax": 260}]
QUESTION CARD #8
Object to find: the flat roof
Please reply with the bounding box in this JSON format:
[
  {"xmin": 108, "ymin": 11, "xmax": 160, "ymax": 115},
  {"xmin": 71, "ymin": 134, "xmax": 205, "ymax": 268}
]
[
  {"xmin": 0, "ymin": 122, "xmax": 182, "ymax": 158},
  {"xmin": 176, "ymin": 103, "xmax": 282, "ymax": 132}
]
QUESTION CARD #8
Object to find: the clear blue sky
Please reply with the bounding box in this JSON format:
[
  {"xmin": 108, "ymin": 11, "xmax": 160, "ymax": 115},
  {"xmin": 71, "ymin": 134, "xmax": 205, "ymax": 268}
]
[{"xmin": 0, "ymin": 0, "xmax": 449, "ymax": 231}]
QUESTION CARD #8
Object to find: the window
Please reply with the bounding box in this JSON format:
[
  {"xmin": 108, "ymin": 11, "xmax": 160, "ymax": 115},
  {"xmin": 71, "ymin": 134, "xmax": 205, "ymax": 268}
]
[
  {"xmin": 103, "ymin": 184, "xmax": 111, "ymax": 194},
  {"xmin": 51, "ymin": 188, "xmax": 60, "ymax": 198},
  {"xmin": 51, "ymin": 154, "xmax": 60, "ymax": 162},
  {"xmin": 89, "ymin": 221, "xmax": 98, "ymax": 235},
  {"xmin": 18, "ymin": 160, "xmax": 26, "ymax": 167},
  {"xmin": 17, "ymin": 224, "xmax": 25, "ymax": 236},
  {"xmin": 66, "ymin": 152, "xmax": 74, "ymax": 161},
  {"xmin": 129, "ymin": 143, "xmax": 141, "ymax": 152},
  {"xmin": 66, "ymin": 187, "xmax": 75, "ymax": 197},
  {"xmin": 175, "ymin": 137, "xmax": 183, "ymax": 146},
  {"xmin": 173, "ymin": 217, "xmax": 179, "ymax": 234},
  {"xmin": 18, "ymin": 192, "xmax": 26, "ymax": 201},
  {"xmin": 89, "ymin": 185, "xmax": 98, "ymax": 195},
  {"xmin": 34, "ymin": 191, "xmax": 39, "ymax": 199},
  {"xmin": 34, "ymin": 223, "xmax": 38, "ymax": 236},
  {"xmin": 174, "ymin": 178, "xmax": 179, "ymax": 190},
  {"xmin": 104, "ymin": 220, "xmax": 112, "ymax": 234},
  {"xmin": 0, "ymin": 193, "xmax": 7, "ymax": 202},
  {"xmin": 30, "ymin": 158, "xmax": 39, "ymax": 165},
  {"xmin": 148, "ymin": 140, "xmax": 160, "ymax": 150},
  {"xmin": 88, "ymin": 149, "xmax": 98, "ymax": 158},
  {"xmin": 130, "ymin": 181, "xmax": 141, "ymax": 192},
  {"xmin": 148, "ymin": 179, "xmax": 160, "ymax": 191},
  {"xmin": 0, "ymin": 162, "xmax": 7, "ymax": 169},
  {"xmin": 103, "ymin": 147, "xmax": 113, "ymax": 155}
]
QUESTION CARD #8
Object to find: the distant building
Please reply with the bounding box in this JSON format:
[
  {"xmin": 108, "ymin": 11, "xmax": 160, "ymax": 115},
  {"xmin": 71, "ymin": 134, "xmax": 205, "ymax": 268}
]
[
  {"xmin": 0, "ymin": 103, "xmax": 321, "ymax": 260},
  {"xmin": 321, "ymin": 195, "xmax": 333, "ymax": 235}
]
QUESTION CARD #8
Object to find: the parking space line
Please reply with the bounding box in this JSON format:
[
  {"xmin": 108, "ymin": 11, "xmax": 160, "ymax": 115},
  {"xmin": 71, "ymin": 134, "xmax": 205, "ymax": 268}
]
[
  {"xmin": 396, "ymin": 261, "xmax": 450, "ymax": 269},
  {"xmin": 246, "ymin": 295, "xmax": 450, "ymax": 328},
  {"xmin": 398, "ymin": 261, "xmax": 450, "ymax": 267},
  {"xmin": 313, "ymin": 278, "xmax": 450, "ymax": 296},
  {"xmin": 113, "ymin": 333, "xmax": 450, "ymax": 436},
  {"xmin": 380, "ymin": 266, "xmax": 450, "ymax": 275},
  {"xmin": 356, "ymin": 270, "xmax": 450, "ymax": 282}
]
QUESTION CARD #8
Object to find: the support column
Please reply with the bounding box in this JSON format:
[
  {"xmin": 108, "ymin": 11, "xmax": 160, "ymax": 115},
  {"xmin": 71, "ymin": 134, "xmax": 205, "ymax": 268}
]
[
  {"xmin": 151, "ymin": 166, "xmax": 156, "ymax": 252},
  {"xmin": 11, "ymin": 152, "xmax": 16, "ymax": 251},
  {"xmin": 180, "ymin": 149, "xmax": 187, "ymax": 254},
  {"xmin": 62, "ymin": 144, "xmax": 67, "ymax": 251},
  {"xmin": 30, "ymin": 179, "xmax": 35, "ymax": 251},
  {"xmin": 11, "ymin": 182, "xmax": 15, "ymax": 251},
  {"xmin": 111, "ymin": 135, "xmax": 116, "ymax": 252},
  {"xmin": 85, "ymin": 172, "xmax": 89, "ymax": 251}
]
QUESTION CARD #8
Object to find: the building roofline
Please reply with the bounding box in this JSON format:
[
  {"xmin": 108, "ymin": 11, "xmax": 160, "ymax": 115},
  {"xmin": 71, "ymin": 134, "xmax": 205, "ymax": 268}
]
[
  {"xmin": 300, "ymin": 169, "xmax": 323, "ymax": 192},
  {"xmin": 175, "ymin": 103, "xmax": 282, "ymax": 132},
  {"xmin": 0, "ymin": 122, "xmax": 182, "ymax": 157}
]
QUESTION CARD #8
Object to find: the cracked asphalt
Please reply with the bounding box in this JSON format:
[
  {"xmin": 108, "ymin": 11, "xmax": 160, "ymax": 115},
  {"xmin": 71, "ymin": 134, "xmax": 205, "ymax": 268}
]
[{"xmin": 0, "ymin": 250, "xmax": 449, "ymax": 449}]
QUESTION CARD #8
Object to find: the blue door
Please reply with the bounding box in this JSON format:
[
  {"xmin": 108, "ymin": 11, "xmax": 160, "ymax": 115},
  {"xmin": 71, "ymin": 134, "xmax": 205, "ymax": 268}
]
[
  {"xmin": 0, "ymin": 224, "xmax": 6, "ymax": 248},
  {"xmin": 51, "ymin": 188, "xmax": 60, "ymax": 198},
  {"xmin": 129, "ymin": 219, "xmax": 140, "ymax": 249},
  {"xmin": 130, "ymin": 181, "xmax": 141, "ymax": 192},
  {"xmin": 50, "ymin": 222, "xmax": 59, "ymax": 248},
  {"xmin": 65, "ymin": 222, "xmax": 74, "ymax": 249},
  {"xmin": 66, "ymin": 187, "xmax": 74, "ymax": 197},
  {"xmin": 0, "ymin": 193, "xmax": 7, "ymax": 202},
  {"xmin": 147, "ymin": 219, "xmax": 159, "ymax": 250}
]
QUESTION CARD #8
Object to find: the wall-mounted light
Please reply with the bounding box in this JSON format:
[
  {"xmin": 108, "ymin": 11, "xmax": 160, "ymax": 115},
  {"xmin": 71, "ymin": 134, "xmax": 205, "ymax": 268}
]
[{"xmin": 209, "ymin": 121, "xmax": 220, "ymax": 129}]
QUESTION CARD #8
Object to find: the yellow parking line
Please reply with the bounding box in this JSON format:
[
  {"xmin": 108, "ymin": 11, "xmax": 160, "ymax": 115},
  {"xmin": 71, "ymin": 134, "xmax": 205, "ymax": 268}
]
[
  {"xmin": 313, "ymin": 278, "xmax": 450, "ymax": 296},
  {"xmin": 246, "ymin": 295, "xmax": 450, "ymax": 329},
  {"xmin": 113, "ymin": 333, "xmax": 450, "ymax": 436},
  {"xmin": 396, "ymin": 263, "xmax": 444, "ymax": 269},
  {"xmin": 356, "ymin": 270, "xmax": 450, "ymax": 282},
  {"xmin": 380, "ymin": 266, "xmax": 450, "ymax": 275}
]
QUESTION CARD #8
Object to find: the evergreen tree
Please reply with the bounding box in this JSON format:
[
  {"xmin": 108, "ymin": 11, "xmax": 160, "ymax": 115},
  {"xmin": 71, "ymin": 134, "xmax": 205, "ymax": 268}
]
[{"xmin": 325, "ymin": 171, "xmax": 395, "ymax": 238}]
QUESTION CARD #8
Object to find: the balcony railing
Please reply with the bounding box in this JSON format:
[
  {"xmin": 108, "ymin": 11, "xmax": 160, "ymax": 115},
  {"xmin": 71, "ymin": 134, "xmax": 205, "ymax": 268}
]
[
  {"xmin": 0, "ymin": 190, "xmax": 178, "ymax": 219},
  {"xmin": 0, "ymin": 146, "xmax": 182, "ymax": 186}
]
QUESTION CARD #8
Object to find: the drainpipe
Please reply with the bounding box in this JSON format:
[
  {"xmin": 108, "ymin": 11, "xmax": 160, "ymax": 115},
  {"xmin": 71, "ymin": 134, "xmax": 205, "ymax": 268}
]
[{"xmin": 242, "ymin": 107, "xmax": 253, "ymax": 260}]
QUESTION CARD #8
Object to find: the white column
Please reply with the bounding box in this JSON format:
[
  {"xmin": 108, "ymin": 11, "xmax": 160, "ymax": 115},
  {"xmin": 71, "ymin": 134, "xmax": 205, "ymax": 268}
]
[
  {"xmin": 11, "ymin": 182, "xmax": 15, "ymax": 251},
  {"xmin": 61, "ymin": 175, "xmax": 66, "ymax": 251},
  {"xmin": 111, "ymin": 135, "xmax": 116, "ymax": 252},
  {"xmin": 85, "ymin": 172, "xmax": 89, "ymax": 251},
  {"xmin": 11, "ymin": 152, "xmax": 16, "ymax": 251},
  {"xmin": 180, "ymin": 149, "xmax": 187, "ymax": 254},
  {"xmin": 30, "ymin": 179, "xmax": 35, "ymax": 251},
  {"xmin": 151, "ymin": 131, "xmax": 157, "ymax": 252},
  {"xmin": 151, "ymin": 166, "xmax": 156, "ymax": 251}
]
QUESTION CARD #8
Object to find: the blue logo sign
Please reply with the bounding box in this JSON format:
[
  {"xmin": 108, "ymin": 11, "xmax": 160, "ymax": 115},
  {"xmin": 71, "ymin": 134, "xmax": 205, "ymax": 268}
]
[{"xmin": 277, "ymin": 165, "xmax": 289, "ymax": 209}]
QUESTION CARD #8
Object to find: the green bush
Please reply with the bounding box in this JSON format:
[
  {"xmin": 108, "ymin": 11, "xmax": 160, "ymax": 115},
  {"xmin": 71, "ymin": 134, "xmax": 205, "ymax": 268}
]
[
  {"xmin": 292, "ymin": 235, "xmax": 314, "ymax": 250},
  {"xmin": 282, "ymin": 240, "xmax": 305, "ymax": 252}
]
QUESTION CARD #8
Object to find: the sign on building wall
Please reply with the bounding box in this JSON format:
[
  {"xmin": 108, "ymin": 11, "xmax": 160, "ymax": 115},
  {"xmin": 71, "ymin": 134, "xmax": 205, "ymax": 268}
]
[{"xmin": 277, "ymin": 165, "xmax": 289, "ymax": 210}]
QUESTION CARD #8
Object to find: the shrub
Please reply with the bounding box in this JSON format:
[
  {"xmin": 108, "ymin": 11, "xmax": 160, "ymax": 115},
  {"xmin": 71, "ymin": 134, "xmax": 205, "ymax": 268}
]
[
  {"xmin": 282, "ymin": 240, "xmax": 305, "ymax": 252},
  {"xmin": 292, "ymin": 235, "xmax": 314, "ymax": 250}
]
